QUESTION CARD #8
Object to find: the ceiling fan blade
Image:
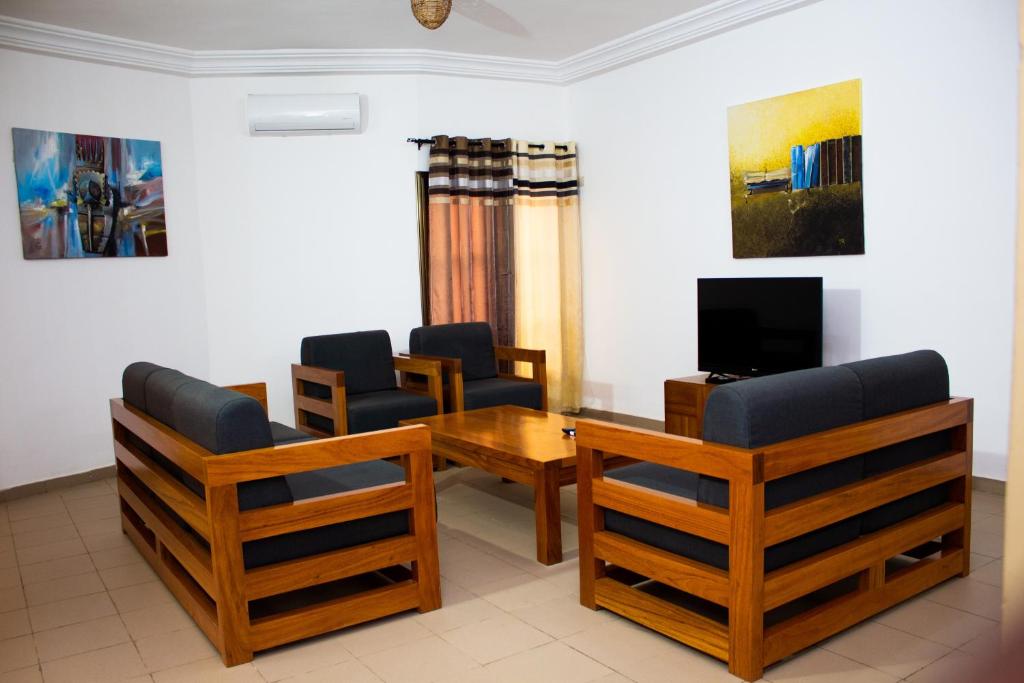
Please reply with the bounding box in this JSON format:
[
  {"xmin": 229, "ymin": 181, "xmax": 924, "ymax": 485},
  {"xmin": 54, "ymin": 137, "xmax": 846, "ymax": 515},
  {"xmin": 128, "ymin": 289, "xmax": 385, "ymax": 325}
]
[{"xmin": 453, "ymin": 0, "xmax": 530, "ymax": 37}]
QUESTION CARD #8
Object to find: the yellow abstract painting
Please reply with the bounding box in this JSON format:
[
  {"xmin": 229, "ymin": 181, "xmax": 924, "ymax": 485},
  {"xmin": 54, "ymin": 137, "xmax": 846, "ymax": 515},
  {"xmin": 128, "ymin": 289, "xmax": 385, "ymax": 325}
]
[{"xmin": 727, "ymin": 79, "xmax": 864, "ymax": 258}]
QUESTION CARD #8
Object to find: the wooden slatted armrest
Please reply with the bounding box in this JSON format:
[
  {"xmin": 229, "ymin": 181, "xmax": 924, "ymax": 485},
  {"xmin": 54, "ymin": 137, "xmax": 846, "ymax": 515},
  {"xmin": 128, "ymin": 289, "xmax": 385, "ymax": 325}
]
[
  {"xmin": 405, "ymin": 353, "xmax": 462, "ymax": 374},
  {"xmin": 394, "ymin": 356, "xmax": 444, "ymax": 415},
  {"xmin": 291, "ymin": 363, "xmax": 345, "ymax": 388},
  {"xmin": 205, "ymin": 424, "xmax": 433, "ymax": 485},
  {"xmin": 393, "ymin": 355, "xmax": 442, "ymax": 377},
  {"xmin": 494, "ymin": 346, "xmax": 545, "ymax": 363},
  {"xmin": 404, "ymin": 354, "xmax": 464, "ymax": 412},
  {"xmin": 575, "ymin": 419, "xmax": 757, "ymax": 481}
]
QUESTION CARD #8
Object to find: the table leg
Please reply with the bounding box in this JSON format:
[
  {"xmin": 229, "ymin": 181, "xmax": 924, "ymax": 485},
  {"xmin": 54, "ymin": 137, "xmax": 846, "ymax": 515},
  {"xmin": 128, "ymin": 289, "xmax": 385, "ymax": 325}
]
[{"xmin": 534, "ymin": 462, "xmax": 562, "ymax": 564}]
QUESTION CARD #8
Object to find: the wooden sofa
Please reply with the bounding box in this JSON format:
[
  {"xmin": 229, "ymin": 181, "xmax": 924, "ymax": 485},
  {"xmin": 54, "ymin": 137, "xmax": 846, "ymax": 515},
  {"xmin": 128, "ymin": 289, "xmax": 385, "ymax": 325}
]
[
  {"xmin": 576, "ymin": 351, "xmax": 972, "ymax": 681},
  {"xmin": 111, "ymin": 362, "xmax": 440, "ymax": 666}
]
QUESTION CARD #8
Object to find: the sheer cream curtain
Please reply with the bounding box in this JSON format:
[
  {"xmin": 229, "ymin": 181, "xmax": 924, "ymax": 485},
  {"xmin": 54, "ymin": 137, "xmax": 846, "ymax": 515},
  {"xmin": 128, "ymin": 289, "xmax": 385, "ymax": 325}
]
[{"xmin": 511, "ymin": 141, "xmax": 583, "ymax": 413}]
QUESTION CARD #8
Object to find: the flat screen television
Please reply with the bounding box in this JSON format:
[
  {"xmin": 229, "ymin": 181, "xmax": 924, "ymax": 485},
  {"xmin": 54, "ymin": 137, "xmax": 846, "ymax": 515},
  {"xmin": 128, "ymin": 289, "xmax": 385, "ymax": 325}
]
[{"xmin": 698, "ymin": 277, "xmax": 823, "ymax": 379}]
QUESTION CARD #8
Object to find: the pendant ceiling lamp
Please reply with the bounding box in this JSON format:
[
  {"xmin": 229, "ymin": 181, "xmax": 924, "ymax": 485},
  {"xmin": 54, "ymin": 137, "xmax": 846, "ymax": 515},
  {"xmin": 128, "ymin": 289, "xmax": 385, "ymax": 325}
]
[{"xmin": 411, "ymin": 0, "xmax": 452, "ymax": 30}]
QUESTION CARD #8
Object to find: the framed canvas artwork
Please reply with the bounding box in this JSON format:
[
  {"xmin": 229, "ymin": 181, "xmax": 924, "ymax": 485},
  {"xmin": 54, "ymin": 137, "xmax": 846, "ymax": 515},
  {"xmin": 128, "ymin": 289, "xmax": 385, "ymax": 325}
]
[
  {"xmin": 13, "ymin": 127, "xmax": 167, "ymax": 259},
  {"xmin": 727, "ymin": 79, "xmax": 864, "ymax": 258}
]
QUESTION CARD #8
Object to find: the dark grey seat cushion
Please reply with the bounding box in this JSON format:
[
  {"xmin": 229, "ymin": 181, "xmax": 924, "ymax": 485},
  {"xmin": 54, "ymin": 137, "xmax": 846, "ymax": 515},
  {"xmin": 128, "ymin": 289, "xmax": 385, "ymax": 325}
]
[
  {"xmin": 347, "ymin": 389, "xmax": 438, "ymax": 434},
  {"xmin": 242, "ymin": 460, "xmax": 409, "ymax": 569},
  {"xmin": 409, "ymin": 322, "xmax": 498, "ymax": 381},
  {"xmin": 463, "ymin": 377, "xmax": 543, "ymax": 411},
  {"xmin": 844, "ymin": 351, "xmax": 952, "ymax": 533},
  {"xmin": 605, "ymin": 366, "xmax": 866, "ymax": 572},
  {"xmin": 300, "ymin": 330, "xmax": 398, "ymax": 397}
]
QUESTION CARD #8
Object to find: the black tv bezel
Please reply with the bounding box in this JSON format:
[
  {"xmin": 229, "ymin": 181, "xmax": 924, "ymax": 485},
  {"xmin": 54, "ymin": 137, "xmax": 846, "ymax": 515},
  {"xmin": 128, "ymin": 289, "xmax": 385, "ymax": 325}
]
[{"xmin": 697, "ymin": 276, "xmax": 823, "ymax": 378}]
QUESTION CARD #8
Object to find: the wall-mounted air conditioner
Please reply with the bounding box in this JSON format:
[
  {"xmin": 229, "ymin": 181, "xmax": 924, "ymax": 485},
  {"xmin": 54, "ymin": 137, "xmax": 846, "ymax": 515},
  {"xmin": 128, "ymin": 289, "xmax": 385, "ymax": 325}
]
[{"xmin": 246, "ymin": 94, "xmax": 361, "ymax": 136}]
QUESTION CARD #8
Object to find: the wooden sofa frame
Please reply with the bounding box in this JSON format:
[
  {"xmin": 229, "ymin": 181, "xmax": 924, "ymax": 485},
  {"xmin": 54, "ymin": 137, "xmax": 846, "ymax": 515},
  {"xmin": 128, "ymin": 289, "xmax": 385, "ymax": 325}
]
[
  {"xmin": 404, "ymin": 345, "xmax": 548, "ymax": 413},
  {"xmin": 576, "ymin": 397, "xmax": 973, "ymax": 681},
  {"xmin": 291, "ymin": 356, "xmax": 444, "ymax": 437},
  {"xmin": 110, "ymin": 382, "xmax": 441, "ymax": 666}
]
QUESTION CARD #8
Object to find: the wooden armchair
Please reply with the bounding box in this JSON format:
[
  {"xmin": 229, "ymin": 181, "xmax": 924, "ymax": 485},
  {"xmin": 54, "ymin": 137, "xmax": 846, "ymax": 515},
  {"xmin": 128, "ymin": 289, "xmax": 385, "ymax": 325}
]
[
  {"xmin": 112, "ymin": 363, "xmax": 441, "ymax": 666},
  {"xmin": 405, "ymin": 322, "xmax": 548, "ymax": 413},
  {"xmin": 292, "ymin": 330, "xmax": 443, "ymax": 437},
  {"xmin": 576, "ymin": 354, "xmax": 972, "ymax": 681}
]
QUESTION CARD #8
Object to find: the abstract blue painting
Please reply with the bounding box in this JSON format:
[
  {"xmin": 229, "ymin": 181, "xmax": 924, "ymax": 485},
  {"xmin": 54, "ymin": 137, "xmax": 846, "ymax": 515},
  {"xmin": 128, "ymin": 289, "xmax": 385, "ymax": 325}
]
[{"xmin": 12, "ymin": 127, "xmax": 167, "ymax": 259}]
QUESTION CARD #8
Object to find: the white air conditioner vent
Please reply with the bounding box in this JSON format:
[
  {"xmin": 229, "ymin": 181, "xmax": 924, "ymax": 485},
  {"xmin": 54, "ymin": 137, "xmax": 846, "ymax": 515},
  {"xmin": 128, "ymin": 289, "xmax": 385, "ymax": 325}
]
[{"xmin": 246, "ymin": 94, "xmax": 361, "ymax": 136}]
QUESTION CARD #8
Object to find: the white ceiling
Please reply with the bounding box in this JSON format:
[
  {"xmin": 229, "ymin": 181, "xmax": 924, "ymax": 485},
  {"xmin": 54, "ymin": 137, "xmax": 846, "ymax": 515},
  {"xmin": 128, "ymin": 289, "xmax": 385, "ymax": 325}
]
[{"xmin": 0, "ymin": 0, "xmax": 722, "ymax": 60}]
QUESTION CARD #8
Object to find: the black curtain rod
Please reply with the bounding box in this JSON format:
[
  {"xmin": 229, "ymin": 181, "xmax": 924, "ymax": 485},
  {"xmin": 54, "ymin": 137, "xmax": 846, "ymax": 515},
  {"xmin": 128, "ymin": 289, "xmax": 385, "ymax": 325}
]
[{"xmin": 407, "ymin": 137, "xmax": 568, "ymax": 151}]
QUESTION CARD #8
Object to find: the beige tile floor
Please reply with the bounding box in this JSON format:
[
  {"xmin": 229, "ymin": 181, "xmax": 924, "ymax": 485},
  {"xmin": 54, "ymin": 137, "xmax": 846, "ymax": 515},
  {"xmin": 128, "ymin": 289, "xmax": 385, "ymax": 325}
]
[{"xmin": 0, "ymin": 470, "xmax": 1005, "ymax": 682}]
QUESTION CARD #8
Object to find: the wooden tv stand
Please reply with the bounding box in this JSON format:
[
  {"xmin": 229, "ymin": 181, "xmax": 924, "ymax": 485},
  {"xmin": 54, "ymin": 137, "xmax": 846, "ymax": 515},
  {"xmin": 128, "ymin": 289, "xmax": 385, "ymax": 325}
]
[{"xmin": 664, "ymin": 374, "xmax": 720, "ymax": 438}]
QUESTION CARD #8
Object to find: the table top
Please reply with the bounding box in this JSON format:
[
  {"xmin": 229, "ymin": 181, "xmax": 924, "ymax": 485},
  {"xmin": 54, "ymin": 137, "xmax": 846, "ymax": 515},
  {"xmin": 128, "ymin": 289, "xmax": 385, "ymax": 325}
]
[{"xmin": 400, "ymin": 405, "xmax": 577, "ymax": 464}]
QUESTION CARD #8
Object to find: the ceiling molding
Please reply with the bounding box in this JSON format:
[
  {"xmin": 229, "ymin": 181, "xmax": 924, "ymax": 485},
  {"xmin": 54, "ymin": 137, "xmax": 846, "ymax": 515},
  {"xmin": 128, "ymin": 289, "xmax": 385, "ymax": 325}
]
[
  {"xmin": 0, "ymin": 0, "xmax": 819, "ymax": 84},
  {"xmin": 557, "ymin": 0, "xmax": 820, "ymax": 83}
]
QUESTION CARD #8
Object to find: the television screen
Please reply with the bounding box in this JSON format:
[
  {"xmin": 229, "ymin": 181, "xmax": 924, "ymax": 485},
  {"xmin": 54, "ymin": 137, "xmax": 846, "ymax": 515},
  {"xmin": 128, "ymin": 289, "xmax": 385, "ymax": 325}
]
[{"xmin": 698, "ymin": 277, "xmax": 822, "ymax": 378}]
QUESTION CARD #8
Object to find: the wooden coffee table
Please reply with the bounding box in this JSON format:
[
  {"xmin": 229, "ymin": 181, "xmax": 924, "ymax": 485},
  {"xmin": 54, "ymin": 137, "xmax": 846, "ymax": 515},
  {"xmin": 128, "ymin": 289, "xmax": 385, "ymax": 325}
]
[{"xmin": 401, "ymin": 405, "xmax": 627, "ymax": 565}]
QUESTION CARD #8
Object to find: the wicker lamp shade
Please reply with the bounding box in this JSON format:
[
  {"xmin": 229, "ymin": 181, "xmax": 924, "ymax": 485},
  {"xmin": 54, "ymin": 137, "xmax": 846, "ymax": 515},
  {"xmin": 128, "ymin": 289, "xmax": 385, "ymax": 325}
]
[{"xmin": 411, "ymin": 0, "xmax": 452, "ymax": 30}]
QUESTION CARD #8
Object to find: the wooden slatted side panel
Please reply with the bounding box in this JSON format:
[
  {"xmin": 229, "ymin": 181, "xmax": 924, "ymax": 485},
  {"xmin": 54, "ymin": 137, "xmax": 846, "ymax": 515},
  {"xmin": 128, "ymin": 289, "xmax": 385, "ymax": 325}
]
[
  {"xmin": 119, "ymin": 497, "xmax": 220, "ymax": 651},
  {"xmin": 117, "ymin": 474, "xmax": 215, "ymax": 596},
  {"xmin": 238, "ymin": 483, "xmax": 414, "ymax": 541},
  {"xmin": 592, "ymin": 478, "xmax": 730, "ymax": 543},
  {"xmin": 594, "ymin": 577, "xmax": 729, "ymax": 662},
  {"xmin": 764, "ymin": 551, "xmax": 964, "ymax": 666},
  {"xmin": 249, "ymin": 581, "xmax": 421, "ymax": 652},
  {"xmin": 764, "ymin": 503, "xmax": 964, "ymax": 610},
  {"xmin": 765, "ymin": 450, "xmax": 966, "ymax": 546},
  {"xmin": 246, "ymin": 536, "xmax": 418, "ymax": 600},
  {"xmin": 593, "ymin": 532, "xmax": 729, "ymax": 606},
  {"xmin": 114, "ymin": 438, "xmax": 211, "ymax": 540}
]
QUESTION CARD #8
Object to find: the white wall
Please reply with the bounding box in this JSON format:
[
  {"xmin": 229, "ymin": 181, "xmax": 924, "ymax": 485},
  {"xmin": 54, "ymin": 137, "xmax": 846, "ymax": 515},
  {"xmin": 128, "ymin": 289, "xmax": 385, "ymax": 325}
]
[
  {"xmin": 0, "ymin": 55, "xmax": 567, "ymax": 489},
  {"xmin": 2, "ymin": 0, "xmax": 1017, "ymax": 487},
  {"xmin": 569, "ymin": 0, "xmax": 1018, "ymax": 479},
  {"xmin": 0, "ymin": 49, "xmax": 208, "ymax": 489},
  {"xmin": 190, "ymin": 74, "xmax": 568, "ymax": 425}
]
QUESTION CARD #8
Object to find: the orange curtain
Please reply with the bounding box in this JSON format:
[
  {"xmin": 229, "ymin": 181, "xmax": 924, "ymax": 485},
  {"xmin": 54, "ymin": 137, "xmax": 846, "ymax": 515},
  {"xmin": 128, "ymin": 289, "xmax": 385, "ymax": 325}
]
[{"xmin": 426, "ymin": 136, "xmax": 515, "ymax": 345}]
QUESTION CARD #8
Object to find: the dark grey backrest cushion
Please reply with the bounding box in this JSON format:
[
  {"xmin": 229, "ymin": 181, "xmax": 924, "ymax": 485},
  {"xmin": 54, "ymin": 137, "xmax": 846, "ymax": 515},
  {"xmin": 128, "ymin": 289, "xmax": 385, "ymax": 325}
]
[
  {"xmin": 842, "ymin": 350, "xmax": 951, "ymax": 475},
  {"xmin": 409, "ymin": 322, "xmax": 497, "ymax": 381},
  {"xmin": 122, "ymin": 362, "xmax": 165, "ymax": 411},
  {"xmin": 145, "ymin": 369, "xmax": 200, "ymax": 429},
  {"xmin": 300, "ymin": 330, "xmax": 397, "ymax": 396},
  {"xmin": 171, "ymin": 381, "xmax": 274, "ymax": 455},
  {"xmin": 700, "ymin": 366, "xmax": 865, "ymax": 509},
  {"xmin": 842, "ymin": 350, "xmax": 949, "ymax": 420},
  {"xmin": 170, "ymin": 381, "xmax": 289, "ymax": 510}
]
